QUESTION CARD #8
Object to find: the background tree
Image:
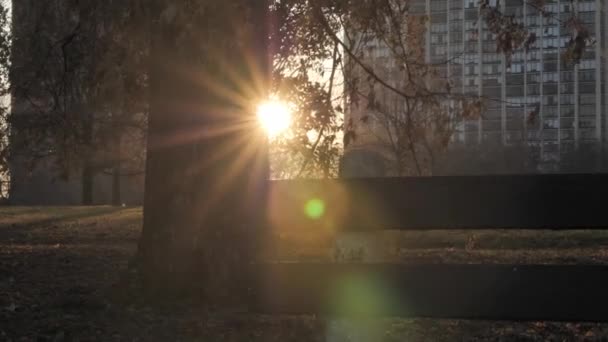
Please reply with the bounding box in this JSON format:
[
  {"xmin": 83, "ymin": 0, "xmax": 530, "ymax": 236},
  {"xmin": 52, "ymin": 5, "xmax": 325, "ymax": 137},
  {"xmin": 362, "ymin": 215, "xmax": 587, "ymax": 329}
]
[
  {"xmin": 269, "ymin": 0, "xmax": 593, "ymax": 176},
  {"xmin": 0, "ymin": 2, "xmax": 10, "ymax": 200},
  {"xmin": 8, "ymin": 0, "xmax": 150, "ymax": 204}
]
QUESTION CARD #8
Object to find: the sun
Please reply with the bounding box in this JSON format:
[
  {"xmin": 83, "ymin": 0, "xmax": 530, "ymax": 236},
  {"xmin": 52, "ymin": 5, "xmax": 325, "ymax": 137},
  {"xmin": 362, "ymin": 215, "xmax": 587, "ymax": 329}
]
[{"xmin": 256, "ymin": 100, "xmax": 292, "ymax": 138}]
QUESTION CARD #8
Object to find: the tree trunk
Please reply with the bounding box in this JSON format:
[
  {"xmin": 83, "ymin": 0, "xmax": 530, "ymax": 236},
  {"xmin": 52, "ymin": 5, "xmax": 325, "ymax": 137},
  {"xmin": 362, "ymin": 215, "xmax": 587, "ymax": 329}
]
[
  {"xmin": 82, "ymin": 163, "xmax": 93, "ymax": 205},
  {"xmin": 136, "ymin": 1, "xmax": 270, "ymax": 303},
  {"xmin": 112, "ymin": 123, "xmax": 123, "ymax": 206},
  {"xmin": 112, "ymin": 163, "xmax": 121, "ymax": 206},
  {"xmin": 82, "ymin": 107, "xmax": 94, "ymax": 205}
]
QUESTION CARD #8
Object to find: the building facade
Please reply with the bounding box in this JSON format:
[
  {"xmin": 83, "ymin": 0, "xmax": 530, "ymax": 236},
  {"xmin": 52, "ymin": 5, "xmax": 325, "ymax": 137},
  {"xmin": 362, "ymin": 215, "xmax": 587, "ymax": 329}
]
[{"xmin": 346, "ymin": 0, "xmax": 608, "ymax": 175}]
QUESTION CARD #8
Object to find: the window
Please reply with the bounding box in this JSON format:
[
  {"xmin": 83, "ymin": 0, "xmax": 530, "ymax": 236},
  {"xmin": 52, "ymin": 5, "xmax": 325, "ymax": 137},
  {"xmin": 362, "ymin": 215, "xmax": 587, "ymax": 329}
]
[
  {"xmin": 543, "ymin": 72, "xmax": 558, "ymax": 82},
  {"xmin": 465, "ymin": 10, "xmax": 478, "ymax": 20},
  {"xmin": 465, "ymin": 42, "xmax": 477, "ymax": 53},
  {"xmin": 544, "ymin": 107, "xmax": 558, "ymax": 118},
  {"xmin": 450, "ymin": 0, "xmax": 463, "ymax": 10},
  {"xmin": 561, "ymin": 83, "xmax": 574, "ymax": 94},
  {"xmin": 561, "ymin": 94, "xmax": 574, "ymax": 105},
  {"xmin": 466, "ymin": 31, "xmax": 478, "ymax": 41},
  {"xmin": 431, "ymin": 34, "xmax": 446, "ymax": 44},
  {"xmin": 526, "ymin": 16, "xmax": 539, "ymax": 26},
  {"xmin": 450, "ymin": 44, "xmax": 464, "ymax": 53},
  {"xmin": 431, "ymin": 0, "xmax": 447, "ymax": 12},
  {"xmin": 527, "ymin": 73, "xmax": 541, "ymax": 83},
  {"xmin": 544, "ymin": 118, "xmax": 558, "ymax": 129},
  {"xmin": 579, "ymin": 118, "xmax": 596, "ymax": 129},
  {"xmin": 544, "ymin": 83, "xmax": 558, "ymax": 94},
  {"xmin": 466, "ymin": 77, "xmax": 479, "ymax": 86},
  {"xmin": 431, "ymin": 23, "xmax": 447, "ymax": 33},
  {"xmin": 507, "ymin": 86, "xmax": 524, "ymax": 96},
  {"xmin": 580, "ymin": 94, "xmax": 595, "ymax": 105},
  {"xmin": 528, "ymin": 62, "xmax": 540, "ymax": 72},
  {"xmin": 543, "ymin": 95, "xmax": 557, "ymax": 106},
  {"xmin": 527, "ymin": 96, "xmax": 540, "ymax": 106},
  {"xmin": 542, "ymin": 38, "xmax": 558, "ymax": 48},
  {"xmin": 544, "ymin": 26, "xmax": 558, "ymax": 37},
  {"xmin": 512, "ymin": 51, "xmax": 524, "ymax": 61},
  {"xmin": 580, "ymin": 82, "xmax": 595, "ymax": 93},
  {"xmin": 483, "ymin": 41, "xmax": 496, "ymax": 52},
  {"xmin": 505, "ymin": 6, "xmax": 523, "ymax": 16},
  {"xmin": 433, "ymin": 45, "xmax": 446, "ymax": 55},
  {"xmin": 561, "ymin": 71, "xmax": 573, "ymax": 82},
  {"xmin": 509, "ymin": 63, "xmax": 523, "ymax": 73},
  {"xmin": 483, "ymin": 75, "xmax": 501, "ymax": 86},
  {"xmin": 578, "ymin": 2, "xmax": 595, "ymax": 12},
  {"xmin": 580, "ymin": 12, "xmax": 594, "ymax": 24},
  {"xmin": 527, "ymin": 50, "xmax": 540, "ymax": 60},
  {"xmin": 579, "ymin": 70, "xmax": 595, "ymax": 82},
  {"xmin": 580, "ymin": 60, "xmax": 596, "ymax": 70},
  {"xmin": 544, "ymin": 61, "xmax": 557, "ymax": 72},
  {"xmin": 527, "ymin": 84, "xmax": 540, "ymax": 95},
  {"xmin": 464, "ymin": 21, "xmax": 477, "ymax": 30},
  {"xmin": 449, "ymin": 11, "xmax": 463, "ymax": 20},
  {"xmin": 544, "ymin": 3, "xmax": 558, "ymax": 13},
  {"xmin": 483, "ymin": 53, "xmax": 500, "ymax": 62},
  {"xmin": 580, "ymin": 106, "xmax": 596, "ymax": 116}
]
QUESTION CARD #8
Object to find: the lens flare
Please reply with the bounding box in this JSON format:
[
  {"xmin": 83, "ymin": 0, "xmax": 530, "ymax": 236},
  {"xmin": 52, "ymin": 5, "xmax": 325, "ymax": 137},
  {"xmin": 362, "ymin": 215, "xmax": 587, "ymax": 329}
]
[
  {"xmin": 256, "ymin": 100, "xmax": 292, "ymax": 138},
  {"xmin": 305, "ymin": 198, "xmax": 325, "ymax": 220}
]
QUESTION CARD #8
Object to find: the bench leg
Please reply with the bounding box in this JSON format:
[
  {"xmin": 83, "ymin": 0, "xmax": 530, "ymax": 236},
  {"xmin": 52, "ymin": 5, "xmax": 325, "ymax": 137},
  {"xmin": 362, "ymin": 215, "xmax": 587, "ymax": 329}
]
[{"xmin": 326, "ymin": 232, "xmax": 392, "ymax": 341}]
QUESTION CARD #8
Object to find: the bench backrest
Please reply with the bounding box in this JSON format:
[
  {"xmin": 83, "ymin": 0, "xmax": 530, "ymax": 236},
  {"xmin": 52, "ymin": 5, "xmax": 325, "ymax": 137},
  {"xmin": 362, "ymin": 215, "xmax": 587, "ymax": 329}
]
[
  {"xmin": 254, "ymin": 174, "xmax": 608, "ymax": 322},
  {"xmin": 268, "ymin": 174, "xmax": 608, "ymax": 230}
]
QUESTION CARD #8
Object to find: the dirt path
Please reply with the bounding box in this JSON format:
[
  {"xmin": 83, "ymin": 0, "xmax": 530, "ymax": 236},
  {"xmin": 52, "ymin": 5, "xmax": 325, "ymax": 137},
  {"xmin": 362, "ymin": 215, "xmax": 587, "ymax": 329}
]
[{"xmin": 1, "ymin": 207, "xmax": 608, "ymax": 341}]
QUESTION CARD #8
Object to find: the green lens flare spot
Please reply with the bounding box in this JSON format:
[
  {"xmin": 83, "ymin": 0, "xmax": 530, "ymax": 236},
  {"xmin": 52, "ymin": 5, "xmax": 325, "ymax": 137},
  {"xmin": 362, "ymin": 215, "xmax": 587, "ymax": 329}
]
[{"xmin": 305, "ymin": 198, "xmax": 325, "ymax": 220}]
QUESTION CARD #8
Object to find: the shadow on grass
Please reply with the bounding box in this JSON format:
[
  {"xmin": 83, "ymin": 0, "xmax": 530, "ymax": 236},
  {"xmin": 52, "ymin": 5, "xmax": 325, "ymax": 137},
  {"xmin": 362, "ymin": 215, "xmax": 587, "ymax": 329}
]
[{"xmin": 0, "ymin": 206, "xmax": 132, "ymax": 232}]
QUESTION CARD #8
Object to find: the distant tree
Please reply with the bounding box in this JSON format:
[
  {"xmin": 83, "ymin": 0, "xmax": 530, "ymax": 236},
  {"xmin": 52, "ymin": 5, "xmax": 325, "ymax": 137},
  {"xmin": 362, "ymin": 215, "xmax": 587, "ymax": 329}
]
[
  {"xmin": 8, "ymin": 0, "xmax": 150, "ymax": 204},
  {"xmin": 0, "ymin": 2, "xmax": 12, "ymax": 199}
]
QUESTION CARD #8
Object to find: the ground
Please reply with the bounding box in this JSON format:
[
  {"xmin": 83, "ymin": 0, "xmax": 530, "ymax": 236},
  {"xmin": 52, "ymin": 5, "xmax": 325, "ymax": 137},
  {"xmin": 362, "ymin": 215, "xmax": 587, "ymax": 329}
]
[{"xmin": 1, "ymin": 206, "xmax": 608, "ymax": 341}]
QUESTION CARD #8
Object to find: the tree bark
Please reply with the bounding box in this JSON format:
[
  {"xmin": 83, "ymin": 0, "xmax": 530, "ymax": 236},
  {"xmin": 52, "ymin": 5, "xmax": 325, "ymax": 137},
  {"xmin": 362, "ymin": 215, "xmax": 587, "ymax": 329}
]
[
  {"xmin": 82, "ymin": 107, "xmax": 95, "ymax": 205},
  {"xmin": 112, "ymin": 163, "xmax": 121, "ymax": 206},
  {"xmin": 112, "ymin": 119, "xmax": 123, "ymax": 206},
  {"xmin": 136, "ymin": 1, "xmax": 270, "ymax": 304},
  {"xmin": 82, "ymin": 163, "xmax": 93, "ymax": 205}
]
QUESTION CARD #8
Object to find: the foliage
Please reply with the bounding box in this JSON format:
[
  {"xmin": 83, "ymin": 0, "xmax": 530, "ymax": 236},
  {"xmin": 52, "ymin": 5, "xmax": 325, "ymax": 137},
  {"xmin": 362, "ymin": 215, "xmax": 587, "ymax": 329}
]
[
  {"xmin": 271, "ymin": 0, "xmax": 463, "ymax": 176},
  {"xmin": 7, "ymin": 1, "xmax": 149, "ymax": 202},
  {"xmin": 5, "ymin": 0, "xmax": 597, "ymax": 184},
  {"xmin": 0, "ymin": 3, "xmax": 10, "ymax": 198},
  {"xmin": 269, "ymin": 0, "xmax": 595, "ymax": 176}
]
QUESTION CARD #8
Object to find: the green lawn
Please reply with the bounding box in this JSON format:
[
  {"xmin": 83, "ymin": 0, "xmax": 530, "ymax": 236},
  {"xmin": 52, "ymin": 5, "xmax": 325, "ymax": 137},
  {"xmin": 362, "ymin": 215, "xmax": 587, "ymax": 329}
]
[{"xmin": 1, "ymin": 206, "xmax": 608, "ymax": 341}]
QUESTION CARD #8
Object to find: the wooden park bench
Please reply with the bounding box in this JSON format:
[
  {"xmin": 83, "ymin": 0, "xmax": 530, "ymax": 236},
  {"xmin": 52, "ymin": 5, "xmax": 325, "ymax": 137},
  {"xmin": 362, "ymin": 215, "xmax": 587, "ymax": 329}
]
[{"xmin": 252, "ymin": 174, "xmax": 608, "ymax": 322}]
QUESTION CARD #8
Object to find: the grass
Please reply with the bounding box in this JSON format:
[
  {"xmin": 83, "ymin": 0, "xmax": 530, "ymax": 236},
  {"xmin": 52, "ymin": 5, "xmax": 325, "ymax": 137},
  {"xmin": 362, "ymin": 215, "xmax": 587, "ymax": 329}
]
[{"xmin": 2, "ymin": 206, "xmax": 608, "ymax": 341}]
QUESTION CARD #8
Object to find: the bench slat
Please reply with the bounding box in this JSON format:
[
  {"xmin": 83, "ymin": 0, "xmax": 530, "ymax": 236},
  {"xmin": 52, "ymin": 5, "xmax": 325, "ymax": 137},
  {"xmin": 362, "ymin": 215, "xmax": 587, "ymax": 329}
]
[{"xmin": 268, "ymin": 174, "xmax": 608, "ymax": 230}]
